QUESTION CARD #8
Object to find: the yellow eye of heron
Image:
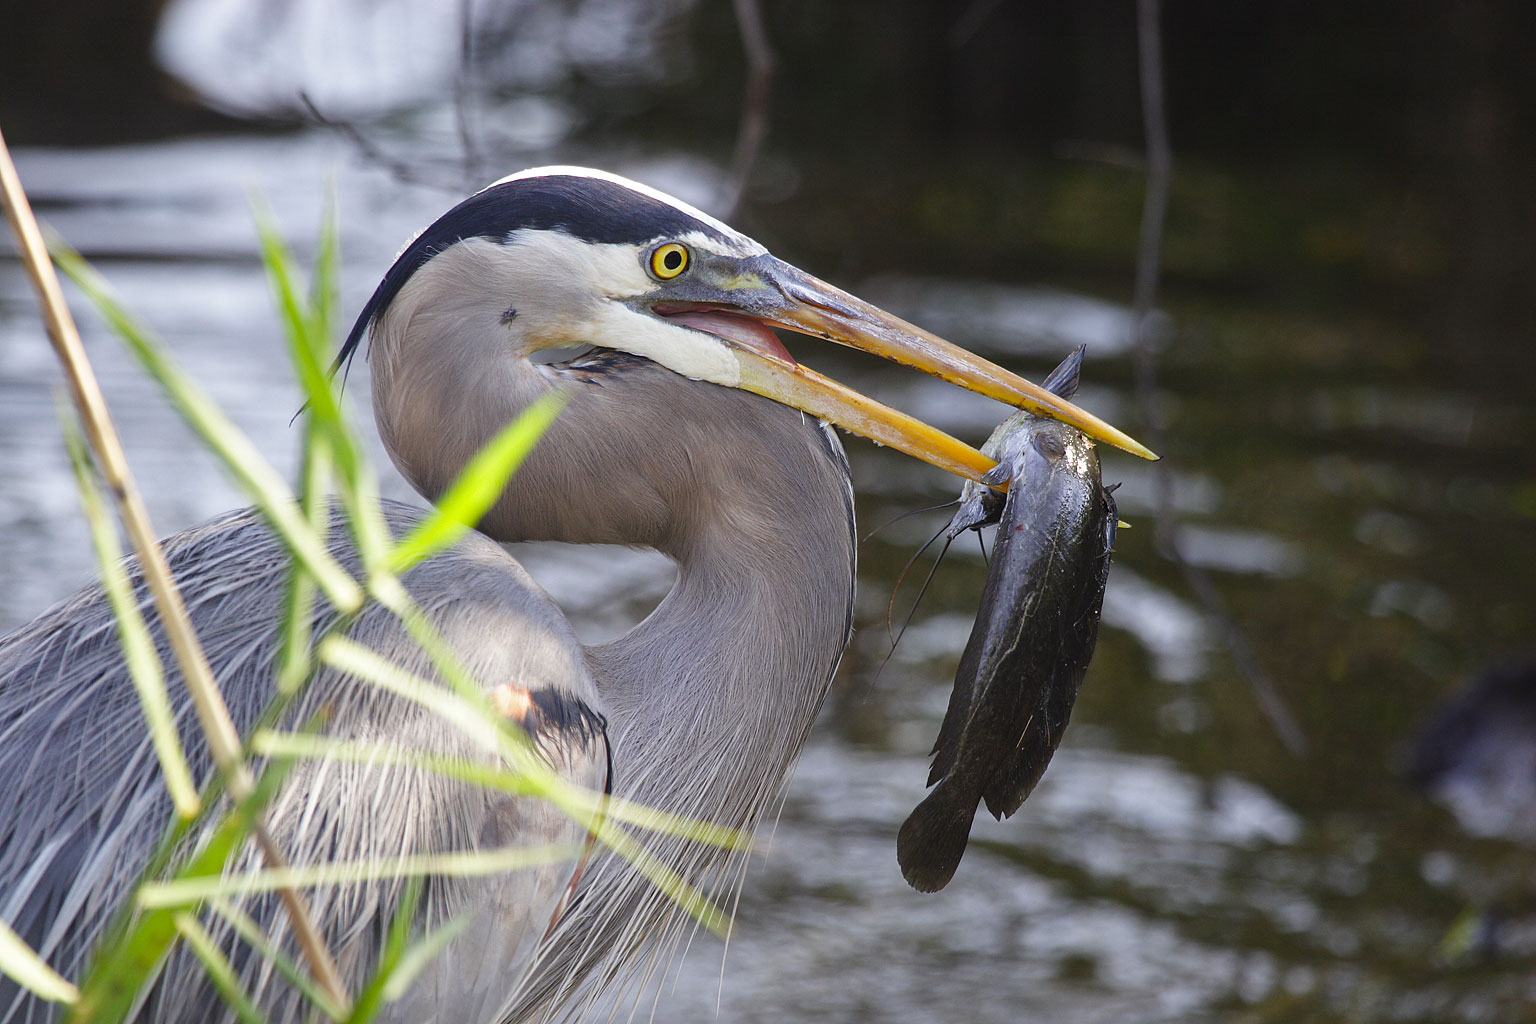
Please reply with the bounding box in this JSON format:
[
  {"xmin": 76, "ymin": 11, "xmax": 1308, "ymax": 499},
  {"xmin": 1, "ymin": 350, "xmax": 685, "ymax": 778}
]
[{"xmin": 650, "ymin": 242, "xmax": 690, "ymax": 279}]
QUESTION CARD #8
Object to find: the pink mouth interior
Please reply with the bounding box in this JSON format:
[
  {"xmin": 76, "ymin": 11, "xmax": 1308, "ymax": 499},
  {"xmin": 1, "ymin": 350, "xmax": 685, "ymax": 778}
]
[{"xmin": 659, "ymin": 309, "xmax": 798, "ymax": 366}]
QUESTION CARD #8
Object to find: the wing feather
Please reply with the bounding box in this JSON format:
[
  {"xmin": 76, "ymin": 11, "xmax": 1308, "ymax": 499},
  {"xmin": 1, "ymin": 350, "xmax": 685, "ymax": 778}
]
[{"xmin": 0, "ymin": 501, "xmax": 607, "ymax": 1024}]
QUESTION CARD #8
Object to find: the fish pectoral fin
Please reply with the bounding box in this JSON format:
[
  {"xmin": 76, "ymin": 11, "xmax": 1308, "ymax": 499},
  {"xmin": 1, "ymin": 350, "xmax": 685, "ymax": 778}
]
[{"xmin": 980, "ymin": 461, "xmax": 1012, "ymax": 488}]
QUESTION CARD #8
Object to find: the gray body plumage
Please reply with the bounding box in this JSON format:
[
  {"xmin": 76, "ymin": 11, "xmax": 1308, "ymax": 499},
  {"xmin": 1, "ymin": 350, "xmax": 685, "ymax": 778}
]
[{"xmin": 1, "ymin": 502, "xmax": 608, "ymax": 1023}]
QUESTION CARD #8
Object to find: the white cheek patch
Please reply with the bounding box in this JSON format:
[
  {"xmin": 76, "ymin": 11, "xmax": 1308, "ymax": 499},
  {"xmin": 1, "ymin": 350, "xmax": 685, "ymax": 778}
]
[
  {"xmin": 589, "ymin": 303, "xmax": 742, "ymax": 388},
  {"xmin": 573, "ymin": 239, "xmax": 657, "ymax": 299}
]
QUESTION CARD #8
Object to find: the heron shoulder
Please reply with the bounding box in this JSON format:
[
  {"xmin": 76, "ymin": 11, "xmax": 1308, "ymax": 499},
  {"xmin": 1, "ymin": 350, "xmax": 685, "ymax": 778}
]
[{"xmin": 0, "ymin": 501, "xmax": 615, "ymax": 1022}]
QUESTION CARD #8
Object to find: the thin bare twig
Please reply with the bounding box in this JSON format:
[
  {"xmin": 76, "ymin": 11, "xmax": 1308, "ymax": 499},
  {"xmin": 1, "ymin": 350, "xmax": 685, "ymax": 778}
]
[
  {"xmin": 454, "ymin": 0, "xmax": 484, "ymax": 191},
  {"xmin": 1126, "ymin": 0, "xmax": 1308, "ymax": 756},
  {"xmin": 299, "ymin": 92, "xmax": 455, "ymax": 192},
  {"xmin": 720, "ymin": 0, "xmax": 775, "ymax": 219},
  {"xmin": 0, "ymin": 125, "xmax": 352, "ymax": 1009}
]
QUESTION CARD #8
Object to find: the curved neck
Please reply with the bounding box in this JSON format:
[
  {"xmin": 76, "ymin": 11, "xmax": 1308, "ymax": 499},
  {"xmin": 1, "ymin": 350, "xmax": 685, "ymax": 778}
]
[{"xmin": 587, "ymin": 449, "xmax": 855, "ymax": 822}]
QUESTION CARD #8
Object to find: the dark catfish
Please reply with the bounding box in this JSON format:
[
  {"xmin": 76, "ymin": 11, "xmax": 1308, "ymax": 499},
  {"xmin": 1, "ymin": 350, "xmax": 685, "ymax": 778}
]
[{"xmin": 898, "ymin": 346, "xmax": 1117, "ymax": 892}]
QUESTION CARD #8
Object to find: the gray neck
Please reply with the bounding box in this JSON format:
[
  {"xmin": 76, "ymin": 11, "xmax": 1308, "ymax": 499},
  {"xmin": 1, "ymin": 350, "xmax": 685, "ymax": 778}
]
[
  {"xmin": 547, "ymin": 377, "xmax": 855, "ymax": 1016},
  {"xmin": 587, "ymin": 448, "xmax": 855, "ymax": 822}
]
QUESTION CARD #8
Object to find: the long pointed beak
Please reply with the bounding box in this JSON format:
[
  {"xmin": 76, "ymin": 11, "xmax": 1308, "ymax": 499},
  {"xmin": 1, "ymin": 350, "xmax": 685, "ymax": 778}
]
[
  {"xmin": 761, "ymin": 260, "xmax": 1156, "ymax": 463},
  {"xmin": 667, "ymin": 257, "xmax": 1155, "ymax": 483},
  {"xmin": 734, "ymin": 352, "xmax": 1004, "ymax": 482}
]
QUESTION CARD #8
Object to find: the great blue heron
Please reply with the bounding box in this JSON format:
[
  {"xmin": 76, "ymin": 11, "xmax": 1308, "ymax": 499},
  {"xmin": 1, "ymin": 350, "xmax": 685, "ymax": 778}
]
[{"xmin": 0, "ymin": 167, "xmax": 1148, "ymax": 1023}]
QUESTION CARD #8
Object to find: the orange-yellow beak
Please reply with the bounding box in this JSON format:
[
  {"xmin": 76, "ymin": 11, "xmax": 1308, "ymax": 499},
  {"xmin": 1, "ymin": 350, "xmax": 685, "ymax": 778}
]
[{"xmin": 654, "ymin": 255, "xmax": 1155, "ymax": 483}]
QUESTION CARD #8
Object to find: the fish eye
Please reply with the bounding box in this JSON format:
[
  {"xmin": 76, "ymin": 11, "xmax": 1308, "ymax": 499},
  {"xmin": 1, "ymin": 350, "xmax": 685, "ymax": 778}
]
[{"xmin": 650, "ymin": 242, "xmax": 690, "ymax": 280}]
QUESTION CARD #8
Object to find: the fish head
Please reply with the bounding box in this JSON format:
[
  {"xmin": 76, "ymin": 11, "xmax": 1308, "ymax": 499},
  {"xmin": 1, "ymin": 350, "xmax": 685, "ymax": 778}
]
[{"xmin": 944, "ymin": 345, "xmax": 1091, "ymax": 539}]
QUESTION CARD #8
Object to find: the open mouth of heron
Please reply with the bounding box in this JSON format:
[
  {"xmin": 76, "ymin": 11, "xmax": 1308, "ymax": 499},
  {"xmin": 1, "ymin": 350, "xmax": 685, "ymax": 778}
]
[
  {"xmin": 653, "ymin": 304, "xmax": 799, "ymax": 366},
  {"xmin": 651, "ymin": 299, "xmax": 1006, "ymax": 484},
  {"xmin": 648, "ymin": 286, "xmax": 1155, "ymax": 483}
]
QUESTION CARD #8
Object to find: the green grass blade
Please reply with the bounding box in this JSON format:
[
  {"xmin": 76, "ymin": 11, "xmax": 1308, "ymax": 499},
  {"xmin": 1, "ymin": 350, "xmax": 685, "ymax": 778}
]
[
  {"xmin": 355, "ymin": 581, "xmax": 556, "ymax": 781},
  {"xmin": 362, "ymin": 581, "xmax": 493, "ymax": 704},
  {"xmin": 206, "ymin": 898, "xmax": 345, "ymax": 1021},
  {"xmin": 69, "ymin": 748, "xmax": 300, "ymax": 1024},
  {"xmin": 340, "ymin": 879, "xmax": 420, "ymax": 1024},
  {"xmin": 252, "ymin": 195, "xmax": 339, "ymax": 696},
  {"xmin": 316, "ymin": 636, "xmax": 520, "ymax": 762},
  {"xmin": 309, "ymin": 640, "xmax": 734, "ymax": 937},
  {"xmin": 376, "ymin": 912, "xmax": 473, "ymax": 1006},
  {"xmin": 275, "ymin": 407, "xmax": 332, "ymax": 694},
  {"xmin": 251, "ymin": 731, "xmax": 753, "ymax": 853},
  {"xmin": 250, "ymin": 197, "xmax": 353, "ymax": 471},
  {"xmin": 172, "ymin": 912, "xmax": 268, "ymax": 1024},
  {"xmin": 318, "ymin": 627, "xmax": 588, "ymax": 816},
  {"xmin": 59, "ymin": 408, "xmax": 200, "ymax": 819},
  {"xmin": 0, "ymin": 919, "xmax": 79, "ymax": 1006},
  {"xmin": 138, "ymin": 844, "xmax": 581, "ymax": 909},
  {"xmin": 586, "ymin": 819, "xmax": 732, "ymax": 938},
  {"xmin": 388, "ymin": 392, "xmax": 566, "ymax": 574},
  {"xmin": 319, "ymin": 624, "xmax": 572, "ymax": 810},
  {"xmin": 49, "ymin": 239, "xmax": 364, "ymax": 615},
  {"xmin": 309, "ymin": 184, "xmax": 340, "ymax": 346},
  {"xmin": 249, "ymin": 199, "xmax": 393, "ymax": 577},
  {"xmin": 253, "ymin": 730, "xmax": 540, "ymax": 795}
]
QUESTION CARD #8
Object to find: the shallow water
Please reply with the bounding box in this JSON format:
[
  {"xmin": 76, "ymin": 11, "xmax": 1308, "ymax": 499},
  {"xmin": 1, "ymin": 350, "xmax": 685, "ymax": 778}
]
[{"xmin": 2, "ymin": 112, "xmax": 1534, "ymax": 1024}]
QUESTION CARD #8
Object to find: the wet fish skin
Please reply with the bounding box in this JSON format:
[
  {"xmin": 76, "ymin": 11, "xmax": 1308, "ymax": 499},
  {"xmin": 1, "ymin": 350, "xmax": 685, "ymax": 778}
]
[
  {"xmin": 898, "ymin": 348, "xmax": 1116, "ymax": 893},
  {"xmin": 944, "ymin": 341, "xmax": 1086, "ymax": 541}
]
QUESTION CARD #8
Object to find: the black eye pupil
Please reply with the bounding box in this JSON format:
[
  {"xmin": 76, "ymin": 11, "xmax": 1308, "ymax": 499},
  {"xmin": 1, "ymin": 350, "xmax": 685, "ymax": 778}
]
[{"xmin": 664, "ymin": 250, "xmax": 682, "ymax": 270}]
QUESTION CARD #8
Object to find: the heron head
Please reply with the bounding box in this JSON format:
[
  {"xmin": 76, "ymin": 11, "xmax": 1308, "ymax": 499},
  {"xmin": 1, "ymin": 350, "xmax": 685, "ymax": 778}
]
[{"xmin": 342, "ymin": 166, "xmax": 1153, "ymax": 491}]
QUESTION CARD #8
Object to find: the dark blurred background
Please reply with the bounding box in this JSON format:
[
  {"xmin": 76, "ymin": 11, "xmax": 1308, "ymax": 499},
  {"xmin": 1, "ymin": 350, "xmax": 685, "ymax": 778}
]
[
  {"xmin": 9, "ymin": 1, "xmax": 1535, "ymax": 298},
  {"xmin": 3, "ymin": 1, "xmax": 1534, "ymax": 1021}
]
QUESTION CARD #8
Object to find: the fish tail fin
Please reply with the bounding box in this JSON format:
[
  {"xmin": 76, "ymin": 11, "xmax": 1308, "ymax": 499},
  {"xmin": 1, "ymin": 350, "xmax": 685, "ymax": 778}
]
[{"xmin": 897, "ymin": 781, "xmax": 979, "ymax": 892}]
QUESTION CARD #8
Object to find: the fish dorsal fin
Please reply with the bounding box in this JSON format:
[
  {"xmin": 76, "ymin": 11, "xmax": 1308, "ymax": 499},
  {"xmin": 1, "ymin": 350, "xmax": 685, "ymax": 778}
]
[{"xmin": 1041, "ymin": 344, "xmax": 1086, "ymax": 399}]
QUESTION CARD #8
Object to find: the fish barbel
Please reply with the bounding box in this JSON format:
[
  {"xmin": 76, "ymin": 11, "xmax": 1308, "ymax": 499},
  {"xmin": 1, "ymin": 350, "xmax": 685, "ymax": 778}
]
[{"xmin": 898, "ymin": 346, "xmax": 1118, "ymax": 892}]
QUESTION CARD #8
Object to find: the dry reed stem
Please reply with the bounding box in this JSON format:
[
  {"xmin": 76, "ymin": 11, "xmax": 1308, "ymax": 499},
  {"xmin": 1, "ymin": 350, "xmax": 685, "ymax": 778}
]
[
  {"xmin": 0, "ymin": 124, "xmax": 352, "ymax": 1011},
  {"xmin": 1126, "ymin": 0, "xmax": 1308, "ymax": 756},
  {"xmin": 721, "ymin": 0, "xmax": 775, "ymax": 219}
]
